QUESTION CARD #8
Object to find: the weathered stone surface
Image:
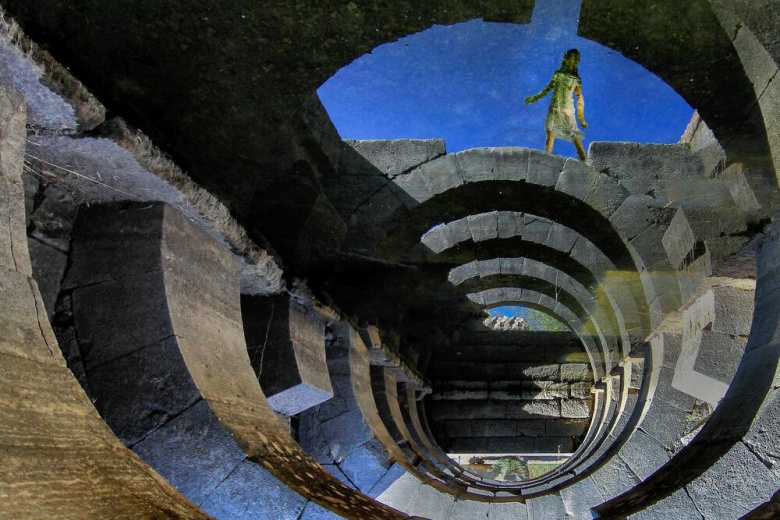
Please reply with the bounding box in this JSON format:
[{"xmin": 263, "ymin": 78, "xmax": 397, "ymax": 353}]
[
  {"xmin": 0, "ymin": 86, "xmax": 30, "ymax": 276},
  {"xmin": 561, "ymin": 363, "xmax": 590, "ymax": 381},
  {"xmin": 561, "ymin": 399, "xmax": 592, "ymax": 419},
  {"xmin": 662, "ymin": 208, "xmax": 696, "ymax": 268},
  {"xmin": 488, "ymin": 501, "xmax": 529, "ymax": 520},
  {"xmin": 686, "ymin": 441, "xmax": 780, "ymax": 519},
  {"xmin": 345, "ymin": 139, "xmax": 445, "ymax": 178},
  {"xmin": 339, "ymin": 441, "xmax": 390, "ymax": 493},
  {"xmin": 133, "ymin": 400, "xmax": 246, "ymax": 505},
  {"xmin": 299, "ymin": 500, "xmax": 343, "ymax": 520},
  {"xmin": 692, "ymin": 329, "xmax": 747, "ymax": 384},
  {"xmin": 590, "ymin": 456, "xmax": 640, "ymax": 502},
  {"xmin": 0, "ymin": 267, "xmax": 61, "ymax": 365},
  {"xmin": 627, "ymin": 488, "xmax": 705, "ymax": 520},
  {"xmin": 467, "ymin": 211, "xmax": 499, "ymax": 242},
  {"xmin": 86, "ymin": 337, "xmax": 201, "ymax": 446},
  {"xmin": 527, "ymin": 492, "xmax": 566, "ymax": 520},
  {"xmin": 243, "ymin": 294, "xmax": 333, "ymax": 415},
  {"xmin": 619, "ymin": 429, "xmax": 670, "ymax": 481},
  {"xmin": 27, "ymin": 238, "xmax": 67, "ymax": 318},
  {"xmin": 560, "ymin": 477, "xmax": 604, "ymax": 519},
  {"xmin": 505, "ymin": 400, "xmax": 561, "ymax": 419},
  {"xmin": 71, "ymin": 271, "xmax": 171, "ymax": 368},
  {"xmin": 200, "ymin": 460, "xmax": 307, "ymax": 520},
  {"xmin": 449, "ymin": 498, "xmax": 490, "ymax": 519}
]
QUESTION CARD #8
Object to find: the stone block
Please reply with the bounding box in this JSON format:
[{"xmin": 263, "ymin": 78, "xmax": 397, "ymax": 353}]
[
  {"xmin": 555, "ymin": 158, "xmax": 599, "ymax": 201},
  {"xmin": 686, "ymin": 441, "xmax": 780, "ymax": 519},
  {"xmin": 570, "ymin": 382, "xmax": 591, "ymax": 398},
  {"xmin": 417, "ymin": 153, "xmax": 463, "ymax": 195},
  {"xmin": 406, "ymin": 484, "xmax": 455, "ymax": 520},
  {"xmin": 296, "ymin": 411, "xmax": 333, "ymax": 464},
  {"xmin": 545, "ymin": 418, "xmax": 588, "ymax": 436},
  {"xmin": 456, "ymin": 147, "xmax": 498, "ymax": 183},
  {"xmin": 628, "ymin": 488, "xmax": 705, "ymax": 520},
  {"xmin": 640, "ymin": 398, "xmax": 690, "ymax": 450},
  {"xmin": 560, "ymin": 363, "xmax": 590, "ymax": 381},
  {"xmin": 522, "ymin": 214, "xmax": 552, "ymax": 244},
  {"xmin": 488, "ymin": 501, "xmax": 528, "ymax": 520},
  {"xmin": 242, "ymin": 294, "xmax": 333, "ymax": 415},
  {"xmin": 0, "ymin": 84, "xmax": 29, "ymax": 275},
  {"xmin": 493, "ymin": 147, "xmax": 530, "ymax": 181},
  {"xmin": 72, "ymin": 271, "xmax": 171, "ymax": 369},
  {"xmin": 711, "ymin": 285, "xmax": 755, "ymax": 336},
  {"xmin": 472, "ymin": 419, "xmax": 518, "ymax": 437},
  {"xmin": 345, "ymin": 139, "xmax": 445, "ymax": 178},
  {"xmin": 28, "ymin": 184, "xmax": 77, "ymax": 253},
  {"xmin": 527, "ymin": 493, "xmax": 566, "ymax": 520},
  {"xmin": 534, "ymin": 436, "xmax": 574, "ymax": 453},
  {"xmin": 449, "ymin": 498, "xmax": 489, "ymax": 519},
  {"xmin": 560, "ymin": 477, "xmax": 603, "ymax": 519},
  {"xmin": 320, "ymin": 407, "xmax": 374, "ymax": 462},
  {"xmin": 0, "ymin": 267, "xmax": 61, "ymax": 365},
  {"xmin": 590, "ymin": 456, "xmax": 640, "ymax": 502},
  {"xmin": 420, "ymin": 223, "xmax": 450, "ymax": 253},
  {"xmin": 392, "ymin": 168, "xmax": 434, "ymax": 209},
  {"xmin": 467, "ymin": 211, "xmax": 499, "ymax": 242},
  {"xmin": 87, "ymin": 336, "xmax": 200, "ymax": 446},
  {"xmin": 583, "ymin": 172, "xmax": 630, "ymax": 218},
  {"xmin": 497, "ymin": 211, "xmax": 524, "ymax": 239},
  {"xmin": 545, "ymin": 224, "xmax": 579, "ymax": 254},
  {"xmin": 0, "ymin": 172, "xmax": 31, "ymax": 275},
  {"xmin": 298, "ymin": 500, "xmax": 342, "ymax": 520},
  {"xmin": 132, "ymin": 400, "xmax": 246, "ymax": 506},
  {"xmin": 27, "ymin": 238, "xmax": 67, "ymax": 319},
  {"xmin": 469, "ymin": 261, "xmax": 497, "ymax": 282},
  {"xmin": 527, "ymin": 153, "xmax": 563, "ymax": 187},
  {"xmin": 447, "ymin": 260, "xmax": 479, "ymax": 285},
  {"xmin": 367, "ymin": 462, "xmax": 406, "ymax": 499},
  {"xmin": 561, "ymin": 399, "xmax": 591, "ymax": 419},
  {"xmin": 445, "ymin": 218, "xmax": 474, "ymax": 247},
  {"xmin": 339, "ymin": 441, "xmax": 391, "ymax": 493},
  {"xmin": 662, "ymin": 208, "xmax": 696, "ymax": 269},
  {"xmin": 200, "ymin": 460, "xmax": 307, "ymax": 520},
  {"xmin": 618, "ymin": 429, "xmax": 670, "ymax": 481},
  {"xmin": 505, "ymin": 400, "xmax": 560, "ymax": 419},
  {"xmin": 692, "ymin": 329, "xmax": 747, "ymax": 384},
  {"xmin": 63, "ymin": 203, "xmax": 166, "ymax": 289}
]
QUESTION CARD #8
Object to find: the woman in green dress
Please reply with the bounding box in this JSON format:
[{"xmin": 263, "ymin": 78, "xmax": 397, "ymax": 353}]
[{"xmin": 525, "ymin": 49, "xmax": 588, "ymax": 161}]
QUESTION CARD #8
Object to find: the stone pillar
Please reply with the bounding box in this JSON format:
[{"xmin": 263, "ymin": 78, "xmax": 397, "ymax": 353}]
[
  {"xmin": 242, "ymin": 294, "xmax": 333, "ymax": 415},
  {"xmin": 62, "ymin": 200, "xmax": 403, "ymax": 519},
  {"xmin": 0, "ymin": 83, "xmax": 207, "ymax": 518}
]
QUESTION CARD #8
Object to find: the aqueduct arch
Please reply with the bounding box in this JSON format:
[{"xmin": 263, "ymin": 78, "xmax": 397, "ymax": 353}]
[{"xmin": 2, "ymin": 0, "xmax": 780, "ymax": 518}]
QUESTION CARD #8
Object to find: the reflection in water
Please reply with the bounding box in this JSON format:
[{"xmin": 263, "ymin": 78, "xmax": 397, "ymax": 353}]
[
  {"xmin": 318, "ymin": 0, "xmax": 692, "ymax": 157},
  {"xmin": 525, "ymin": 48, "xmax": 588, "ymax": 160}
]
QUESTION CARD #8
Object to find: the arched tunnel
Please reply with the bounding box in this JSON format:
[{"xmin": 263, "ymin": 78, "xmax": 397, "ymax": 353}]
[{"xmin": 2, "ymin": 1, "xmax": 780, "ymax": 518}]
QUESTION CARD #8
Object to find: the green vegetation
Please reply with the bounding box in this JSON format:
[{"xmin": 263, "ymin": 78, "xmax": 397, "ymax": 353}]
[
  {"xmin": 527, "ymin": 461, "xmax": 564, "ymax": 478},
  {"xmin": 489, "ymin": 457, "xmax": 529, "ymax": 481},
  {"xmin": 525, "ymin": 308, "xmax": 568, "ymax": 331}
]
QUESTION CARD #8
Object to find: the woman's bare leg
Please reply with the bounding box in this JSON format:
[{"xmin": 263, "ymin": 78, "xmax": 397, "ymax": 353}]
[
  {"xmin": 574, "ymin": 138, "xmax": 586, "ymax": 161},
  {"xmin": 545, "ymin": 131, "xmax": 555, "ymax": 153}
]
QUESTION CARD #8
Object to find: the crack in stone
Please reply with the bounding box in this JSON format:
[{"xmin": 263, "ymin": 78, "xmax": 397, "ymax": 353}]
[
  {"xmin": 252, "ymin": 299, "xmax": 275, "ymax": 379},
  {"xmin": 8, "ymin": 213, "xmax": 19, "ymax": 271},
  {"xmin": 27, "ymin": 276, "xmax": 57, "ymax": 360},
  {"xmin": 682, "ymin": 484, "xmax": 706, "ymax": 519}
]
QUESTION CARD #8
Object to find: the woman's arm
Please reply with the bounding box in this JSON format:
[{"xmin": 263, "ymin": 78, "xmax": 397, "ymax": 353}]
[
  {"xmin": 525, "ymin": 77, "xmax": 554, "ymax": 104},
  {"xmin": 575, "ymin": 82, "xmax": 587, "ymax": 128}
]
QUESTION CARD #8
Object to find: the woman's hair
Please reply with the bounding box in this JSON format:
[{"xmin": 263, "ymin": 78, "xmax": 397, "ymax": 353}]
[{"xmin": 559, "ymin": 48, "xmax": 581, "ymax": 77}]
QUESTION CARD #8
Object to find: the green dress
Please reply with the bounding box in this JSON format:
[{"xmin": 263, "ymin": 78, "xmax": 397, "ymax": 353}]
[{"xmin": 528, "ymin": 71, "xmax": 585, "ymax": 143}]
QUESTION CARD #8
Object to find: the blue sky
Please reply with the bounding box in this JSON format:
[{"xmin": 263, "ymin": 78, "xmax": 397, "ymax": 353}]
[{"xmin": 318, "ymin": 0, "xmax": 693, "ymax": 159}]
